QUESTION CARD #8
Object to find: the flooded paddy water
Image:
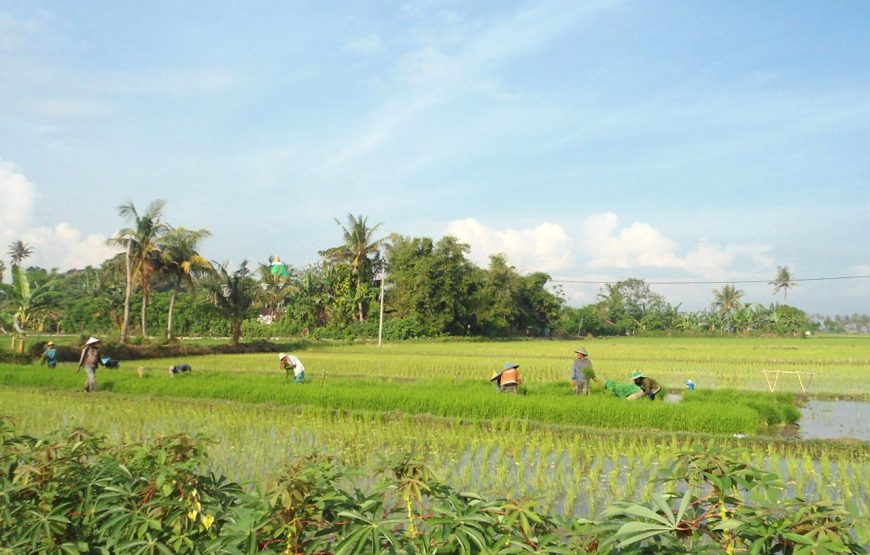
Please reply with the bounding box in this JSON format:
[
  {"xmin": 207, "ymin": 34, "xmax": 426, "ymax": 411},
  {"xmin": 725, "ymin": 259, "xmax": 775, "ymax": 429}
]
[{"xmin": 799, "ymin": 400, "xmax": 870, "ymax": 441}]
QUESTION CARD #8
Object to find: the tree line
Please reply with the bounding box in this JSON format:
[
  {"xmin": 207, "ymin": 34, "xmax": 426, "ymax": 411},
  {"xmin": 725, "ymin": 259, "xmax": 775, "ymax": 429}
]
[{"xmin": 0, "ymin": 200, "xmax": 842, "ymax": 350}]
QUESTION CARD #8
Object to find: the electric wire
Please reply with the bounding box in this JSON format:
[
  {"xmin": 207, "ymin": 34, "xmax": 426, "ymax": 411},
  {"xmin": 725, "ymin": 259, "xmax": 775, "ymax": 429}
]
[{"xmin": 549, "ymin": 274, "xmax": 870, "ymax": 286}]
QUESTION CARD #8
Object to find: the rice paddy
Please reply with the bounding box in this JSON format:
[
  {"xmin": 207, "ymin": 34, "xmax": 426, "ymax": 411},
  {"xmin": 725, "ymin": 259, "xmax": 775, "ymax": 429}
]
[{"xmin": 1, "ymin": 336, "xmax": 869, "ymax": 524}]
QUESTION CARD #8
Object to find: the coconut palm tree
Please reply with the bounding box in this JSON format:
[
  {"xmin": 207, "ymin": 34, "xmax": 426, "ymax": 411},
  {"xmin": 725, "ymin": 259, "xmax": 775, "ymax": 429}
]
[
  {"xmin": 320, "ymin": 214, "xmax": 383, "ymax": 322},
  {"xmin": 711, "ymin": 284, "xmax": 744, "ymax": 315},
  {"xmin": 256, "ymin": 262, "xmax": 297, "ymax": 322},
  {"xmin": 204, "ymin": 261, "xmax": 257, "ymax": 346},
  {"xmin": 0, "ymin": 260, "xmax": 6, "ymax": 283},
  {"xmin": 7, "ymin": 240, "xmax": 34, "ymax": 266},
  {"xmin": 158, "ymin": 227, "xmax": 212, "ymax": 340},
  {"xmin": 769, "ymin": 265, "xmax": 797, "ymax": 303},
  {"xmin": 108, "ymin": 200, "xmax": 168, "ymax": 341}
]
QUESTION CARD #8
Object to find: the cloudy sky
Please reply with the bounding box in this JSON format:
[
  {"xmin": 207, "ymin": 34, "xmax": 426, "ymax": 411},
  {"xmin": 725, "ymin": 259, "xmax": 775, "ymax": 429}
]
[{"xmin": 1, "ymin": 1, "xmax": 868, "ymax": 313}]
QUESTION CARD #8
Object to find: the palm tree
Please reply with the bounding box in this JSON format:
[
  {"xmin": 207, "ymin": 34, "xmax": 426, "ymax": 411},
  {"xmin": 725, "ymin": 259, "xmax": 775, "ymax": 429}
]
[
  {"xmin": 770, "ymin": 265, "xmax": 797, "ymax": 303},
  {"xmin": 158, "ymin": 227, "xmax": 212, "ymax": 340},
  {"xmin": 7, "ymin": 240, "xmax": 34, "ymax": 266},
  {"xmin": 711, "ymin": 284, "xmax": 745, "ymax": 316},
  {"xmin": 320, "ymin": 214, "xmax": 383, "ymax": 322},
  {"xmin": 256, "ymin": 262, "xmax": 297, "ymax": 322},
  {"xmin": 0, "ymin": 260, "xmax": 6, "ymax": 283},
  {"xmin": 108, "ymin": 200, "xmax": 168, "ymax": 341},
  {"xmin": 204, "ymin": 261, "xmax": 257, "ymax": 346}
]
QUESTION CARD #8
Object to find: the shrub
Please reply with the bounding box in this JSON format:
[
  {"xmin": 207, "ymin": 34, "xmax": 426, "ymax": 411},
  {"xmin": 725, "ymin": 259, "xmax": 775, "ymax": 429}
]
[{"xmin": 1, "ymin": 420, "xmax": 865, "ymax": 553}]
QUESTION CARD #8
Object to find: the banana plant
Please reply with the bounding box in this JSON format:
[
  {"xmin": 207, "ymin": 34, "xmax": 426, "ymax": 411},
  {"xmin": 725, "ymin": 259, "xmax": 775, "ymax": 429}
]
[{"xmin": 0, "ymin": 264, "xmax": 58, "ymax": 353}]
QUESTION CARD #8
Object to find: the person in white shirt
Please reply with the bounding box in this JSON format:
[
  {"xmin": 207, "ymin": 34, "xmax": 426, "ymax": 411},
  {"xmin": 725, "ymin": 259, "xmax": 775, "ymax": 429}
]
[{"xmin": 279, "ymin": 353, "xmax": 305, "ymax": 383}]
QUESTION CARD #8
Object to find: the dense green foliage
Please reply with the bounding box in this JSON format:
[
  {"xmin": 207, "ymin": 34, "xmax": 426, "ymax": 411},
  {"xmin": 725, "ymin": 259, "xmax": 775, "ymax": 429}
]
[
  {"xmin": 1, "ymin": 216, "xmax": 831, "ymax": 346},
  {"xmin": 1, "ymin": 419, "xmax": 865, "ymax": 554}
]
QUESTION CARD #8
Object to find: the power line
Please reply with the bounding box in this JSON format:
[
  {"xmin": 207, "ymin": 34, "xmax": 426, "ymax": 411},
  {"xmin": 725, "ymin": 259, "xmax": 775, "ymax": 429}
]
[{"xmin": 550, "ymin": 274, "xmax": 870, "ymax": 286}]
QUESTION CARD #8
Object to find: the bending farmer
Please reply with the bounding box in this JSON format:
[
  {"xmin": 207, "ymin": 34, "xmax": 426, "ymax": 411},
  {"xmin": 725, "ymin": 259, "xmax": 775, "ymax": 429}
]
[
  {"xmin": 604, "ymin": 379, "xmax": 644, "ymax": 400},
  {"xmin": 499, "ymin": 362, "xmax": 522, "ymax": 394},
  {"xmin": 279, "ymin": 353, "xmax": 305, "ymax": 383},
  {"xmin": 631, "ymin": 370, "xmax": 661, "ymax": 401}
]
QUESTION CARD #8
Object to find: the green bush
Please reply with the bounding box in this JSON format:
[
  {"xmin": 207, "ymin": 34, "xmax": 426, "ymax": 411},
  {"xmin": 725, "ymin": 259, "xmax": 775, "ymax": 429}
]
[{"xmin": 0, "ymin": 350, "xmax": 31, "ymax": 364}]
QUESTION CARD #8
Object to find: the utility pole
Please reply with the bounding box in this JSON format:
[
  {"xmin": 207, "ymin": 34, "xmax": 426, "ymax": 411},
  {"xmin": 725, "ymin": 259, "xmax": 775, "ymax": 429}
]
[
  {"xmin": 375, "ymin": 252, "xmax": 387, "ymax": 348},
  {"xmin": 377, "ymin": 271, "xmax": 385, "ymax": 347}
]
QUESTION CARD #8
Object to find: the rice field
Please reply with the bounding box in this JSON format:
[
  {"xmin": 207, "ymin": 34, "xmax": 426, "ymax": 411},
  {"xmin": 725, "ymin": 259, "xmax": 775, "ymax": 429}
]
[
  {"xmin": 2, "ymin": 388, "xmax": 867, "ymax": 522},
  {"xmin": 103, "ymin": 336, "xmax": 870, "ymax": 397},
  {"xmin": 1, "ymin": 336, "xmax": 869, "ymax": 526}
]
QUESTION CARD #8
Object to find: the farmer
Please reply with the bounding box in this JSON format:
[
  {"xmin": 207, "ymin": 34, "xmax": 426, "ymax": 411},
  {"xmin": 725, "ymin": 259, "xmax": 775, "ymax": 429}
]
[
  {"xmin": 631, "ymin": 370, "xmax": 661, "ymax": 401},
  {"xmin": 604, "ymin": 379, "xmax": 644, "ymax": 400},
  {"xmin": 279, "ymin": 353, "xmax": 305, "ymax": 383},
  {"xmin": 41, "ymin": 341, "xmax": 58, "ymax": 368},
  {"xmin": 489, "ymin": 369, "xmax": 503, "ymax": 392},
  {"xmin": 76, "ymin": 337, "xmax": 103, "ymax": 392},
  {"xmin": 168, "ymin": 363, "xmax": 192, "ymax": 376},
  {"xmin": 499, "ymin": 362, "xmax": 522, "ymax": 394},
  {"xmin": 571, "ymin": 347, "xmax": 593, "ymax": 395}
]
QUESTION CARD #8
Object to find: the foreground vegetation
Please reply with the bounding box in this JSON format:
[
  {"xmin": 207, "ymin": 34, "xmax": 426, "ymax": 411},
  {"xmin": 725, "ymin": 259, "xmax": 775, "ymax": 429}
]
[
  {"xmin": 2, "ymin": 417, "xmax": 866, "ymax": 554},
  {"xmin": 2, "ymin": 389, "xmax": 867, "ymax": 524}
]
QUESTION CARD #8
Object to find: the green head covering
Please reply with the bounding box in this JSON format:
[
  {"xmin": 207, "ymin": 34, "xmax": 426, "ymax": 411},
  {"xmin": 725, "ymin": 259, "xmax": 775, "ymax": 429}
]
[{"xmin": 630, "ymin": 370, "xmax": 644, "ymax": 380}]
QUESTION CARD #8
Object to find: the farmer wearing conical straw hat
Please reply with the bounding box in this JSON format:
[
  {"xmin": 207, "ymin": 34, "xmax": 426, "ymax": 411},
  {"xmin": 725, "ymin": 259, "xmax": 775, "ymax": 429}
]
[
  {"xmin": 631, "ymin": 370, "xmax": 661, "ymax": 401},
  {"xmin": 571, "ymin": 347, "xmax": 593, "ymax": 396},
  {"xmin": 499, "ymin": 362, "xmax": 522, "ymax": 394},
  {"xmin": 76, "ymin": 337, "xmax": 103, "ymax": 392},
  {"xmin": 41, "ymin": 341, "xmax": 58, "ymax": 368}
]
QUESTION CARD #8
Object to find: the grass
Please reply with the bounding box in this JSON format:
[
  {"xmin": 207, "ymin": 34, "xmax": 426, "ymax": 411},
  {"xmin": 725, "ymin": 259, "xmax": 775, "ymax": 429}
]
[
  {"xmin": 0, "ymin": 364, "xmax": 773, "ymax": 434},
  {"xmin": 71, "ymin": 335, "xmax": 870, "ymax": 397}
]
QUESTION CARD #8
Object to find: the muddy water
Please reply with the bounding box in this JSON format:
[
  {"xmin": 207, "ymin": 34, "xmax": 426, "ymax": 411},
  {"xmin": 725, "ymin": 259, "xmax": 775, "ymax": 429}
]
[{"xmin": 799, "ymin": 400, "xmax": 870, "ymax": 441}]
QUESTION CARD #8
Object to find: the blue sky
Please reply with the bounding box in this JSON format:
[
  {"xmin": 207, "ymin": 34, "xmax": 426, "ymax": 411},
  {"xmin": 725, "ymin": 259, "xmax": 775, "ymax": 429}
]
[{"xmin": 1, "ymin": 0, "xmax": 868, "ymax": 313}]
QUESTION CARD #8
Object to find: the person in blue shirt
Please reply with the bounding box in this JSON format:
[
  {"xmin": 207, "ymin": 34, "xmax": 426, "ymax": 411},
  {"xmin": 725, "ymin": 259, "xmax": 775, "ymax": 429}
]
[{"xmin": 41, "ymin": 341, "xmax": 58, "ymax": 368}]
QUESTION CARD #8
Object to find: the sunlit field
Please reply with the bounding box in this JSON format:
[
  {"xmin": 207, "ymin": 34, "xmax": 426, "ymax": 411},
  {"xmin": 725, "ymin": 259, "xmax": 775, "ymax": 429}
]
[
  {"xmin": 42, "ymin": 336, "xmax": 870, "ymax": 395},
  {"xmin": 2, "ymin": 336, "xmax": 869, "ymax": 522}
]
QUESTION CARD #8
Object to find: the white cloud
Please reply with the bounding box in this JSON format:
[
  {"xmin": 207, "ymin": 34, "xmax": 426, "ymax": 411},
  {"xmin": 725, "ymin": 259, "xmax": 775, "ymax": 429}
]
[
  {"xmin": 313, "ymin": 1, "xmax": 619, "ymax": 174},
  {"xmin": 0, "ymin": 160, "xmax": 35, "ymax": 230},
  {"xmin": 582, "ymin": 212, "xmax": 679, "ymax": 269},
  {"xmin": 580, "ymin": 212, "xmax": 773, "ymax": 279},
  {"xmin": 445, "ymin": 218, "xmax": 573, "ymax": 272},
  {"xmin": 0, "ymin": 160, "xmax": 117, "ymax": 274}
]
